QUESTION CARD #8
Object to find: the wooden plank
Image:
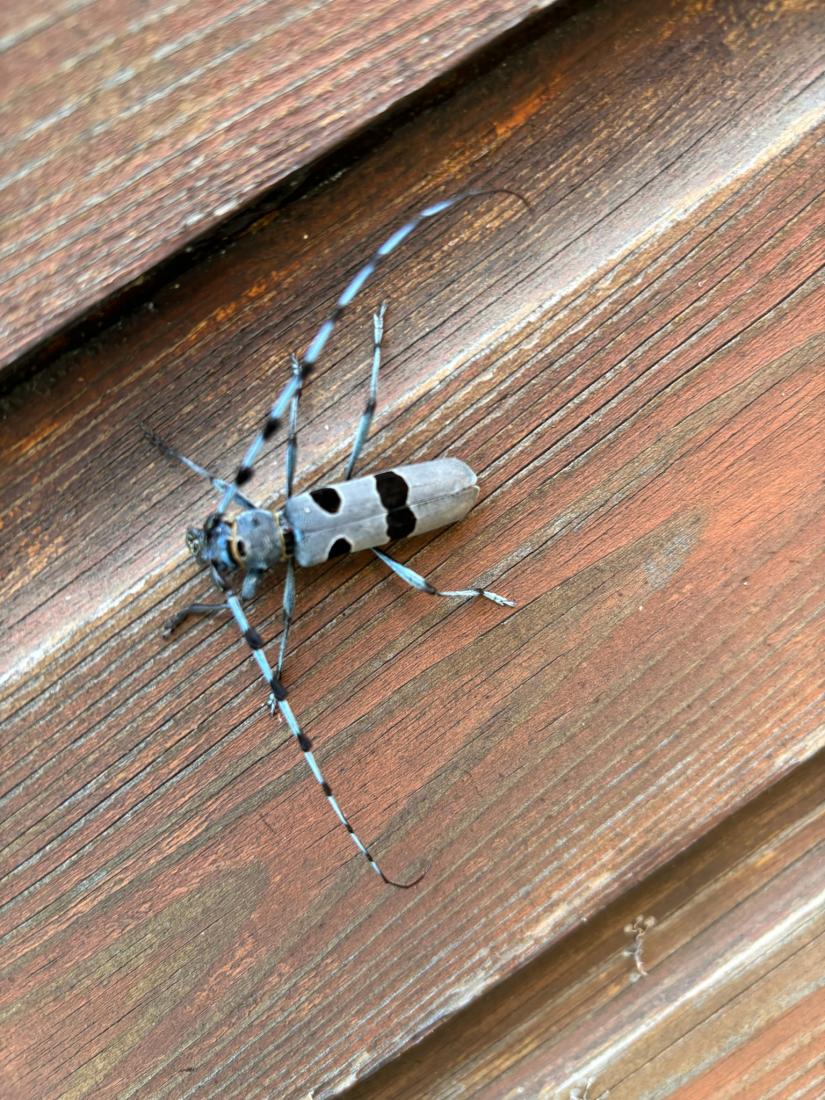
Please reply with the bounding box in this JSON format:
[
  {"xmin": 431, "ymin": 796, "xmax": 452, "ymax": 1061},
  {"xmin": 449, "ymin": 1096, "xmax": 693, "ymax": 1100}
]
[
  {"xmin": 1, "ymin": 0, "xmax": 823, "ymax": 1096},
  {"xmin": 0, "ymin": 0, "xmax": 556, "ymax": 372},
  {"xmin": 343, "ymin": 753, "xmax": 825, "ymax": 1099}
]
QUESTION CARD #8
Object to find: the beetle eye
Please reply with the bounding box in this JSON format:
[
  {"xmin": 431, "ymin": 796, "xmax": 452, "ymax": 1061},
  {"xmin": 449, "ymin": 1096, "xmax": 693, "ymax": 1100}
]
[{"xmin": 236, "ymin": 539, "xmax": 246, "ymax": 557}]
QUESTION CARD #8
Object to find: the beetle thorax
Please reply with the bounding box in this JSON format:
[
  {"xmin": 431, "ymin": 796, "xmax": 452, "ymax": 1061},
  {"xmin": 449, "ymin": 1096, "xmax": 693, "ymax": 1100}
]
[{"xmin": 187, "ymin": 508, "xmax": 284, "ymax": 575}]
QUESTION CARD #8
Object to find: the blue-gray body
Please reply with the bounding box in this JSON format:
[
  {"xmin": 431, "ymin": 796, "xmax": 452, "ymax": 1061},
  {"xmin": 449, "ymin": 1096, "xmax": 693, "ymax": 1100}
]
[
  {"xmin": 206, "ymin": 458, "xmax": 479, "ymax": 580},
  {"xmin": 286, "ymin": 458, "xmax": 478, "ymax": 567}
]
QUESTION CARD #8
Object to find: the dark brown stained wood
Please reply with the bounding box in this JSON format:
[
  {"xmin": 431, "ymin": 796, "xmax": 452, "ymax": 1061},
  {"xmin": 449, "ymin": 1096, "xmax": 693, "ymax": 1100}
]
[
  {"xmin": 0, "ymin": 0, "xmax": 558, "ymax": 373},
  {"xmin": 1, "ymin": 0, "xmax": 824, "ymax": 1097},
  {"xmin": 344, "ymin": 754, "xmax": 825, "ymax": 1099}
]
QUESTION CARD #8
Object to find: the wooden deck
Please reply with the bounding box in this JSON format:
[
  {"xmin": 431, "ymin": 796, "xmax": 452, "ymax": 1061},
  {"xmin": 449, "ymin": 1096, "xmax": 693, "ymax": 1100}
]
[
  {"xmin": 0, "ymin": 0, "xmax": 558, "ymax": 372},
  {"xmin": 1, "ymin": 0, "xmax": 823, "ymax": 1097}
]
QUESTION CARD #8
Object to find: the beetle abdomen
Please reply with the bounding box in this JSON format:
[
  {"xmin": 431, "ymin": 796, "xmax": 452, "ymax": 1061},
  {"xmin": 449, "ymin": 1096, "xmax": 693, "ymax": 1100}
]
[{"xmin": 284, "ymin": 458, "xmax": 479, "ymax": 567}]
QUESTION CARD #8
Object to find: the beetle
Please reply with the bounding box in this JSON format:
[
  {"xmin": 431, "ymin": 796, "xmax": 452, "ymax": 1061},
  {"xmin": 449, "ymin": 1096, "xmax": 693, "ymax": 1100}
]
[{"xmin": 145, "ymin": 188, "xmax": 525, "ymax": 886}]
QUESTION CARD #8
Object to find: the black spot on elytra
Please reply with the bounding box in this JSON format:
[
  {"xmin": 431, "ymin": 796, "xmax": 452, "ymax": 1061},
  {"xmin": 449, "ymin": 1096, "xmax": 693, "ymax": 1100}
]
[
  {"xmin": 387, "ymin": 507, "xmax": 416, "ymax": 539},
  {"xmin": 327, "ymin": 537, "xmax": 352, "ymax": 559},
  {"xmin": 374, "ymin": 471, "xmax": 408, "ymax": 510},
  {"xmin": 311, "ymin": 486, "xmax": 342, "ymax": 513},
  {"xmin": 375, "ymin": 471, "xmax": 416, "ymax": 540}
]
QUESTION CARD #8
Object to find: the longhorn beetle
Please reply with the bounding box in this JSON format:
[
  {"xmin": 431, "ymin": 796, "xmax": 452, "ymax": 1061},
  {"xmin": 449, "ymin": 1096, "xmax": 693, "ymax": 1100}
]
[{"xmin": 145, "ymin": 188, "xmax": 526, "ymax": 887}]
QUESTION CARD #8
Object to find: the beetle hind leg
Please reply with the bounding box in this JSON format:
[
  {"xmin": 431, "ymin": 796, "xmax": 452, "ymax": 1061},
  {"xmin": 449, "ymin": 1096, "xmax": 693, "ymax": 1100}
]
[{"xmin": 372, "ymin": 548, "xmax": 515, "ymax": 607}]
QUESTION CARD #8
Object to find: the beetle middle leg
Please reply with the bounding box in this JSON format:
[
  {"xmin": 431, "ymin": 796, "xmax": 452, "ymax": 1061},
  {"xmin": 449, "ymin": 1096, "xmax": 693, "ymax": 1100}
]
[{"xmin": 273, "ymin": 353, "xmax": 302, "ymax": 681}]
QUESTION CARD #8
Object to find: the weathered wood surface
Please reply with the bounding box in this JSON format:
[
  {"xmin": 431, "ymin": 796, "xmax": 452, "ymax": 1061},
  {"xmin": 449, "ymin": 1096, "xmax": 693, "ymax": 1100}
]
[
  {"xmin": 345, "ymin": 754, "xmax": 825, "ymax": 1099},
  {"xmin": 0, "ymin": 0, "xmax": 557, "ymax": 373},
  {"xmin": 1, "ymin": 0, "xmax": 824, "ymax": 1096}
]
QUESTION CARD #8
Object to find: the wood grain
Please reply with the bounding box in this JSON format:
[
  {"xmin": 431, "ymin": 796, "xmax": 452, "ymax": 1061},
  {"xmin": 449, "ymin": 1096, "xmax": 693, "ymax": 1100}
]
[
  {"xmin": 344, "ymin": 754, "xmax": 825, "ymax": 1098},
  {"xmin": 1, "ymin": 0, "xmax": 823, "ymax": 1096},
  {"xmin": 0, "ymin": 0, "xmax": 557, "ymax": 372}
]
